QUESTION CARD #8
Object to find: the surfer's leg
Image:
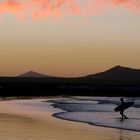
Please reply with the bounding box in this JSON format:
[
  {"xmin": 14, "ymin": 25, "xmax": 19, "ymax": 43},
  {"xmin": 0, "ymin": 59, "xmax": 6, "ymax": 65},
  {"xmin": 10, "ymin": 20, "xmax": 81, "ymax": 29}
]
[
  {"xmin": 122, "ymin": 110, "xmax": 128, "ymax": 119},
  {"xmin": 120, "ymin": 111, "xmax": 124, "ymax": 120},
  {"xmin": 123, "ymin": 114, "xmax": 128, "ymax": 119},
  {"xmin": 121, "ymin": 110, "xmax": 128, "ymax": 119}
]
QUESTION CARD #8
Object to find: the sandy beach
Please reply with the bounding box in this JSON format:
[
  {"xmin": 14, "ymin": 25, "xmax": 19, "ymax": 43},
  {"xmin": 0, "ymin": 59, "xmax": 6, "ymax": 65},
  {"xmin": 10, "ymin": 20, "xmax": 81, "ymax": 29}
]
[{"xmin": 0, "ymin": 98, "xmax": 139, "ymax": 140}]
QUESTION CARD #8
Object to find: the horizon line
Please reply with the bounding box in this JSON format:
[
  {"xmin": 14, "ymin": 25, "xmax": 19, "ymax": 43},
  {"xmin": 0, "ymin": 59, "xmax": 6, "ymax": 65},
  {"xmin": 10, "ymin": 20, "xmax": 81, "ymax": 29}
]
[{"xmin": 0, "ymin": 65, "xmax": 139, "ymax": 78}]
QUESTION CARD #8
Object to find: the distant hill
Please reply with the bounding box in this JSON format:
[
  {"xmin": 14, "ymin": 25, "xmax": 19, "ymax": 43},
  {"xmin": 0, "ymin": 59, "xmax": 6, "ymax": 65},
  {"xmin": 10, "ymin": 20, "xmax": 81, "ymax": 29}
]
[
  {"xmin": 17, "ymin": 66, "xmax": 140, "ymax": 83},
  {"xmin": 18, "ymin": 71, "xmax": 49, "ymax": 78},
  {"xmin": 84, "ymin": 65, "xmax": 140, "ymax": 85},
  {"xmin": 0, "ymin": 65, "xmax": 140, "ymax": 96},
  {"xmin": 86, "ymin": 65, "xmax": 140, "ymax": 78}
]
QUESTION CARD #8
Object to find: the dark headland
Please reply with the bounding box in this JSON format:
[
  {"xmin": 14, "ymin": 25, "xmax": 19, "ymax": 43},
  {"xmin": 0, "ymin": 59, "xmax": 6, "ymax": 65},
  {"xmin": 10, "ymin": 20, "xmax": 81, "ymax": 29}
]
[{"xmin": 0, "ymin": 65, "xmax": 140, "ymax": 97}]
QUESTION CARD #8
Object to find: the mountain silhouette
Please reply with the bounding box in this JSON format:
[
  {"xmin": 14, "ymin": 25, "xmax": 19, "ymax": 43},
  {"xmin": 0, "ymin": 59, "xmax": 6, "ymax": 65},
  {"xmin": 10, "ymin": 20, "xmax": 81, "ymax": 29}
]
[
  {"xmin": 1, "ymin": 65, "xmax": 140, "ymax": 96},
  {"xmin": 18, "ymin": 71, "xmax": 49, "ymax": 77},
  {"xmin": 84, "ymin": 65, "xmax": 140, "ymax": 84},
  {"xmin": 87, "ymin": 65, "xmax": 140, "ymax": 78}
]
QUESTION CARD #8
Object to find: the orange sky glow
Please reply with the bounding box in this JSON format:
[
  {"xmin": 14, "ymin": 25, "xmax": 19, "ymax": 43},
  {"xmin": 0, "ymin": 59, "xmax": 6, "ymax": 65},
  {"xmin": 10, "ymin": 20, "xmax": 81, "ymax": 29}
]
[{"xmin": 0, "ymin": 0, "xmax": 140, "ymax": 77}]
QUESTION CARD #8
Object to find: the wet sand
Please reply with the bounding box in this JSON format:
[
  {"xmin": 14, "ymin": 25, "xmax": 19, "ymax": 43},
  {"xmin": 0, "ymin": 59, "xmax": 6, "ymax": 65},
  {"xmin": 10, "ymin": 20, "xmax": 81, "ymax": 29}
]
[{"xmin": 0, "ymin": 99, "xmax": 140, "ymax": 140}]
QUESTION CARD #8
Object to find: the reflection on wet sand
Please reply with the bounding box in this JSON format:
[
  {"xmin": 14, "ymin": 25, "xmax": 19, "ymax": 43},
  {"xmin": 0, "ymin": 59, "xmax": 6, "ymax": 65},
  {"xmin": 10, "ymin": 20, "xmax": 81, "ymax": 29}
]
[{"xmin": 0, "ymin": 113, "xmax": 139, "ymax": 140}]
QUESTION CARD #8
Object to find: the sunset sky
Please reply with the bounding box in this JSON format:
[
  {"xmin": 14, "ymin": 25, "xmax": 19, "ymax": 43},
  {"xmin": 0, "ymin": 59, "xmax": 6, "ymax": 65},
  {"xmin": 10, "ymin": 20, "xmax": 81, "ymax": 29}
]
[{"xmin": 0, "ymin": 0, "xmax": 140, "ymax": 77}]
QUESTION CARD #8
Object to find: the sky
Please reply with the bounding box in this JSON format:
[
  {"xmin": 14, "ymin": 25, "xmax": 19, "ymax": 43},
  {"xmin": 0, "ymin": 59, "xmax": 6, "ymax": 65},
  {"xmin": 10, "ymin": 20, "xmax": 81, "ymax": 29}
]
[{"xmin": 0, "ymin": 0, "xmax": 140, "ymax": 77}]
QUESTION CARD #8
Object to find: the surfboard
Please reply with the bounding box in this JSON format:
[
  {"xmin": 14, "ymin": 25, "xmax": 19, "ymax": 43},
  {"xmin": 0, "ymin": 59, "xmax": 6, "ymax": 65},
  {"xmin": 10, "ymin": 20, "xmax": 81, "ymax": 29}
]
[{"xmin": 114, "ymin": 102, "xmax": 134, "ymax": 112}]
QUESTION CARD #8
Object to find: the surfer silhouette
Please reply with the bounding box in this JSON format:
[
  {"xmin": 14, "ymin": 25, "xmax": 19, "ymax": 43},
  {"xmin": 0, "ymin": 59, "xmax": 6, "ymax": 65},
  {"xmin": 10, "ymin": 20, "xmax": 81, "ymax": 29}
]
[
  {"xmin": 114, "ymin": 98, "xmax": 134, "ymax": 120},
  {"xmin": 120, "ymin": 98, "xmax": 127, "ymax": 120}
]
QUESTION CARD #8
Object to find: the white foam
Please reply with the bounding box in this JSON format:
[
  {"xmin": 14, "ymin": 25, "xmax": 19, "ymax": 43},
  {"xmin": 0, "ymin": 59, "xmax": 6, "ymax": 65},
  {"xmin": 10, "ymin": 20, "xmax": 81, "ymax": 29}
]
[{"xmin": 52, "ymin": 97, "xmax": 140, "ymax": 132}]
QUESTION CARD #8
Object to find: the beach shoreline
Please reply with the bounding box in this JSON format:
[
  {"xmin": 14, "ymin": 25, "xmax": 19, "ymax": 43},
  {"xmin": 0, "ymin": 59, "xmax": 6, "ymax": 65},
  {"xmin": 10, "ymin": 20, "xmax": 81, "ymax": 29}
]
[
  {"xmin": 53, "ymin": 112, "xmax": 140, "ymax": 133},
  {"xmin": 0, "ymin": 98, "xmax": 139, "ymax": 140}
]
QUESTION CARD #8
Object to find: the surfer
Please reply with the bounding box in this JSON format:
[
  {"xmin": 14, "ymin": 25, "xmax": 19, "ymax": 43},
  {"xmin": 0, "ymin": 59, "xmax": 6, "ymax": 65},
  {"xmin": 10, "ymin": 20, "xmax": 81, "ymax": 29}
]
[
  {"xmin": 114, "ymin": 98, "xmax": 134, "ymax": 120},
  {"xmin": 120, "ymin": 98, "xmax": 128, "ymax": 120}
]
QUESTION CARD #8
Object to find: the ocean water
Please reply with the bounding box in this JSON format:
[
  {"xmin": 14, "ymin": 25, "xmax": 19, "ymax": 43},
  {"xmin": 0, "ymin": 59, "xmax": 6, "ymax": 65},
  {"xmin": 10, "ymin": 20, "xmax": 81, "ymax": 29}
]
[{"xmin": 50, "ymin": 97, "xmax": 140, "ymax": 132}]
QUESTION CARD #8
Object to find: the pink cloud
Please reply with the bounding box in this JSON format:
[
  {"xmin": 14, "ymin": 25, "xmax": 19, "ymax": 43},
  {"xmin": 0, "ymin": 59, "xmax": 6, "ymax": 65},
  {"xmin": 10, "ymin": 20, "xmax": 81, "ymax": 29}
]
[
  {"xmin": 112, "ymin": 0, "xmax": 140, "ymax": 12},
  {"xmin": 0, "ymin": 0, "xmax": 25, "ymax": 22},
  {"xmin": 0, "ymin": 0, "xmax": 139, "ymax": 22}
]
